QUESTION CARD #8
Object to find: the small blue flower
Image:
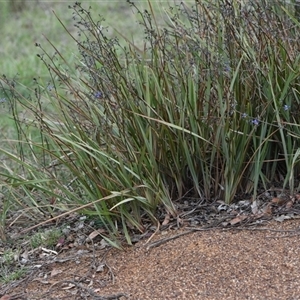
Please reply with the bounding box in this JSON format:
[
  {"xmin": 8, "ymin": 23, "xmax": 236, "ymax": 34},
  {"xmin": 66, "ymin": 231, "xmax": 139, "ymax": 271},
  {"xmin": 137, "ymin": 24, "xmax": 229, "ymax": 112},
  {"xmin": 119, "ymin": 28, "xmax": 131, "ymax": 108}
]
[
  {"xmin": 251, "ymin": 118, "xmax": 259, "ymax": 126},
  {"xmin": 47, "ymin": 85, "xmax": 54, "ymax": 92},
  {"xmin": 94, "ymin": 91, "xmax": 103, "ymax": 99},
  {"xmin": 0, "ymin": 98, "xmax": 6, "ymax": 103},
  {"xmin": 224, "ymin": 63, "xmax": 231, "ymax": 73},
  {"xmin": 242, "ymin": 113, "xmax": 248, "ymax": 118},
  {"xmin": 283, "ymin": 104, "xmax": 290, "ymax": 111}
]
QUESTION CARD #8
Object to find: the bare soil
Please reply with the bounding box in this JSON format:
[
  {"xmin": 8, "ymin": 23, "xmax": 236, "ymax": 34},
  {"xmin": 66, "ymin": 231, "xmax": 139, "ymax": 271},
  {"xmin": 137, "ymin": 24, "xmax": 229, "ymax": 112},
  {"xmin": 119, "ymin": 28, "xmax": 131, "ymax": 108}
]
[{"xmin": 1, "ymin": 219, "xmax": 300, "ymax": 300}]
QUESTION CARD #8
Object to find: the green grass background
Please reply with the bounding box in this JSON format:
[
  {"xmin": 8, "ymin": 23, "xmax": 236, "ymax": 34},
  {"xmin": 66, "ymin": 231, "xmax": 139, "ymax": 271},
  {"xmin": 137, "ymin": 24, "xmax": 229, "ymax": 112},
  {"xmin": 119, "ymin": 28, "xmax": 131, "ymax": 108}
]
[
  {"xmin": 0, "ymin": 1, "xmax": 178, "ymax": 90},
  {"xmin": 0, "ymin": 0, "xmax": 179, "ymax": 142}
]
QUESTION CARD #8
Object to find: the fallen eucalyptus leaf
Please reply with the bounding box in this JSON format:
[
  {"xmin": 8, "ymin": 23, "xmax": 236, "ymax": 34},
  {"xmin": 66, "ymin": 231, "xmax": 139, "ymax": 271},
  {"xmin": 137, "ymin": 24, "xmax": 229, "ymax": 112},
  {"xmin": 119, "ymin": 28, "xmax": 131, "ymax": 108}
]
[{"xmin": 274, "ymin": 215, "xmax": 291, "ymax": 222}]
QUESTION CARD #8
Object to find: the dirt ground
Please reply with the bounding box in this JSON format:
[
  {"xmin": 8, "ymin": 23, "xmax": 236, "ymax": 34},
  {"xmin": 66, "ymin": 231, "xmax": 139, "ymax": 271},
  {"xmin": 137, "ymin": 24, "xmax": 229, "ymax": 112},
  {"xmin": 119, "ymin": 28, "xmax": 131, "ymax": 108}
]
[{"xmin": 1, "ymin": 218, "xmax": 300, "ymax": 300}]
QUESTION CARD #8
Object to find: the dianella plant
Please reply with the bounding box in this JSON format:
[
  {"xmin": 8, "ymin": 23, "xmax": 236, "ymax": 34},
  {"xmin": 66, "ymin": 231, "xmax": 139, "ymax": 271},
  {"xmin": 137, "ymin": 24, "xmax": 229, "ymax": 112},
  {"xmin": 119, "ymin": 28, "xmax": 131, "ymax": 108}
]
[{"xmin": 1, "ymin": 0, "xmax": 300, "ymax": 245}]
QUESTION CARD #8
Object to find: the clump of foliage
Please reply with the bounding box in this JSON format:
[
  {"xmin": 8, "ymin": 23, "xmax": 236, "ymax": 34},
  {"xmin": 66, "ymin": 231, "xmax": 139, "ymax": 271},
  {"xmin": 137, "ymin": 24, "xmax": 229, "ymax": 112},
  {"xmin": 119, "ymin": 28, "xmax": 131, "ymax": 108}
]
[
  {"xmin": 1, "ymin": 0, "xmax": 300, "ymax": 246},
  {"xmin": 30, "ymin": 228, "xmax": 62, "ymax": 249},
  {"xmin": 0, "ymin": 250, "xmax": 27, "ymax": 284}
]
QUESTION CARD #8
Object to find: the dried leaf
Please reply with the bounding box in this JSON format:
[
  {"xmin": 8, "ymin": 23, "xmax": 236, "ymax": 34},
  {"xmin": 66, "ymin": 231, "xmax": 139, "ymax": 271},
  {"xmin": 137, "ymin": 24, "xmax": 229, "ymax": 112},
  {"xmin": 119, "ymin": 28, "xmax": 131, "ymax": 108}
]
[
  {"xmin": 271, "ymin": 197, "xmax": 286, "ymax": 206},
  {"xmin": 229, "ymin": 215, "xmax": 247, "ymax": 225},
  {"xmin": 21, "ymin": 250, "xmax": 29, "ymax": 260},
  {"xmin": 251, "ymin": 200, "xmax": 258, "ymax": 215},
  {"xmin": 51, "ymin": 268, "xmax": 63, "ymax": 277},
  {"xmin": 285, "ymin": 201, "xmax": 293, "ymax": 209},
  {"xmin": 274, "ymin": 215, "xmax": 291, "ymax": 222},
  {"xmin": 162, "ymin": 213, "xmax": 170, "ymax": 226},
  {"xmin": 263, "ymin": 204, "xmax": 272, "ymax": 216},
  {"xmin": 0, "ymin": 295, "xmax": 11, "ymax": 300},
  {"xmin": 62, "ymin": 283, "xmax": 76, "ymax": 290},
  {"xmin": 88, "ymin": 229, "xmax": 105, "ymax": 240},
  {"xmin": 100, "ymin": 239, "xmax": 110, "ymax": 248},
  {"xmin": 96, "ymin": 263, "xmax": 105, "ymax": 272}
]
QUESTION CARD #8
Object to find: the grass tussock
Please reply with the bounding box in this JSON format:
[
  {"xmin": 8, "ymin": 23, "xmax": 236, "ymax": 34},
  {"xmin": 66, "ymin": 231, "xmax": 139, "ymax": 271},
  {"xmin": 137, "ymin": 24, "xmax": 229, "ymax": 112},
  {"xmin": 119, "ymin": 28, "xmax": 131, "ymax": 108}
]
[{"xmin": 1, "ymin": 0, "xmax": 300, "ymax": 246}]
